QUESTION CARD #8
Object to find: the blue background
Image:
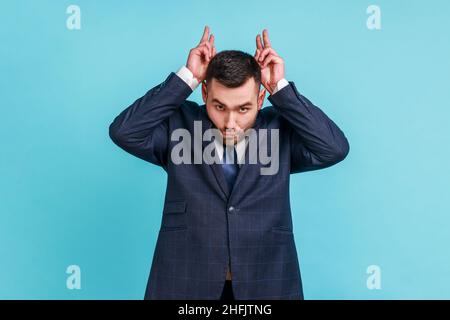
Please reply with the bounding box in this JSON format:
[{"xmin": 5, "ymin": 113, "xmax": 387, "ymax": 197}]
[{"xmin": 1, "ymin": 0, "xmax": 449, "ymax": 299}]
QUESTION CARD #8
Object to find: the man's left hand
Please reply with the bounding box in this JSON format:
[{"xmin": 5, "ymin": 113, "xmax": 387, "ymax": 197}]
[{"xmin": 254, "ymin": 29, "xmax": 285, "ymax": 95}]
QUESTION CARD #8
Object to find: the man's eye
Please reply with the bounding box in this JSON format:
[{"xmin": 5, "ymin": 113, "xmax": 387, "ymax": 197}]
[
  {"xmin": 239, "ymin": 107, "xmax": 249, "ymax": 113},
  {"xmin": 215, "ymin": 105, "xmax": 224, "ymax": 111}
]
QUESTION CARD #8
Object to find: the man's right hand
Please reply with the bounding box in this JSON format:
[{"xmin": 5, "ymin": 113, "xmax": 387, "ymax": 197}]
[{"xmin": 186, "ymin": 25, "xmax": 216, "ymax": 82}]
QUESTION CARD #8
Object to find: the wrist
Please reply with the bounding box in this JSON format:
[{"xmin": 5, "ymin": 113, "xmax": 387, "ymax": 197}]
[
  {"xmin": 270, "ymin": 78, "xmax": 289, "ymax": 95},
  {"xmin": 268, "ymin": 83, "xmax": 277, "ymax": 95},
  {"xmin": 176, "ymin": 65, "xmax": 200, "ymax": 91}
]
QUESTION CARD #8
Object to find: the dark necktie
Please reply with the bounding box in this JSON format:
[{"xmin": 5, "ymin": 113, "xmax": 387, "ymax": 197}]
[{"xmin": 222, "ymin": 145, "xmax": 240, "ymax": 193}]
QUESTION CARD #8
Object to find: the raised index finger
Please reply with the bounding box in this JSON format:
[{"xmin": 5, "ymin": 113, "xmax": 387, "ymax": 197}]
[
  {"xmin": 256, "ymin": 34, "xmax": 263, "ymax": 50},
  {"xmin": 262, "ymin": 29, "xmax": 271, "ymax": 48},
  {"xmin": 199, "ymin": 25, "xmax": 210, "ymax": 44}
]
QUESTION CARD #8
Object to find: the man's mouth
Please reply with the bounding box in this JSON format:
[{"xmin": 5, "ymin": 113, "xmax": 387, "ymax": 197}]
[
  {"xmin": 222, "ymin": 130, "xmax": 235, "ymax": 137},
  {"xmin": 222, "ymin": 128, "xmax": 248, "ymax": 141}
]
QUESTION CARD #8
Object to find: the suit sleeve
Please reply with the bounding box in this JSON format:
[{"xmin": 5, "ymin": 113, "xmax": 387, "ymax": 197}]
[
  {"xmin": 108, "ymin": 72, "xmax": 193, "ymax": 169},
  {"xmin": 268, "ymin": 81, "xmax": 350, "ymax": 174}
]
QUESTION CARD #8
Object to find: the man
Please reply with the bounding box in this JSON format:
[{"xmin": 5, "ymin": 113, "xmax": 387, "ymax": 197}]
[{"xmin": 109, "ymin": 26, "xmax": 350, "ymax": 300}]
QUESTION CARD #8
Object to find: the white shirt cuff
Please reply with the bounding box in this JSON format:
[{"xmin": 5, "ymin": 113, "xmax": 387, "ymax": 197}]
[
  {"xmin": 176, "ymin": 65, "xmax": 200, "ymax": 91},
  {"xmin": 271, "ymin": 78, "xmax": 289, "ymax": 95}
]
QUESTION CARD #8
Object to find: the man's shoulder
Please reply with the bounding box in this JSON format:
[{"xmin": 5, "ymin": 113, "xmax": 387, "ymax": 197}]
[
  {"xmin": 256, "ymin": 105, "xmax": 286, "ymax": 129},
  {"xmin": 167, "ymin": 99, "xmax": 208, "ymax": 125},
  {"xmin": 180, "ymin": 100, "xmax": 206, "ymax": 119},
  {"xmin": 259, "ymin": 106, "xmax": 278, "ymax": 119},
  {"xmin": 181, "ymin": 99, "xmax": 201, "ymax": 111}
]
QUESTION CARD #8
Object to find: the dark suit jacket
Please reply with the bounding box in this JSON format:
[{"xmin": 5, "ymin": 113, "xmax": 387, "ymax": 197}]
[{"xmin": 109, "ymin": 72, "xmax": 350, "ymax": 300}]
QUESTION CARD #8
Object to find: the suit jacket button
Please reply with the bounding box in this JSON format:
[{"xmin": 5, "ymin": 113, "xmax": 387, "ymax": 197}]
[{"xmin": 228, "ymin": 206, "xmax": 235, "ymax": 212}]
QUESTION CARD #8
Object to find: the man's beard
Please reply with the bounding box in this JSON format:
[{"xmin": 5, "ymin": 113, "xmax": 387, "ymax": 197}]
[{"xmin": 221, "ymin": 128, "xmax": 246, "ymax": 145}]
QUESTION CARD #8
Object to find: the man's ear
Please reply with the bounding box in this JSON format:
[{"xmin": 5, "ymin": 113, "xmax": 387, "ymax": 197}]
[
  {"xmin": 257, "ymin": 88, "xmax": 266, "ymax": 111},
  {"xmin": 201, "ymin": 80, "xmax": 208, "ymax": 104}
]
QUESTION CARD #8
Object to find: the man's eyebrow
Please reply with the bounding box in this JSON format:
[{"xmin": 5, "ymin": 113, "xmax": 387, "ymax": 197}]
[{"xmin": 211, "ymin": 98, "xmax": 252, "ymax": 108}]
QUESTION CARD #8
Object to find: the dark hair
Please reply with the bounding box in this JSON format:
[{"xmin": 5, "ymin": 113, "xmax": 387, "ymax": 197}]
[{"xmin": 205, "ymin": 50, "xmax": 261, "ymax": 89}]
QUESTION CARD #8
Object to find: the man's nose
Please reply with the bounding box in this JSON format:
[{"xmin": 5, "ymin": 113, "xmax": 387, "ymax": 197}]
[{"xmin": 224, "ymin": 112, "xmax": 237, "ymax": 130}]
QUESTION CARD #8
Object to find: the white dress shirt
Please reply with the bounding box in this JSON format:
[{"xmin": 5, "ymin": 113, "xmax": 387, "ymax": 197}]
[{"xmin": 175, "ymin": 65, "xmax": 289, "ymax": 165}]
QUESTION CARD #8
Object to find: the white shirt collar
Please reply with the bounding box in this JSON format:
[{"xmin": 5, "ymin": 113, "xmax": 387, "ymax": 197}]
[{"xmin": 213, "ymin": 136, "xmax": 247, "ymax": 166}]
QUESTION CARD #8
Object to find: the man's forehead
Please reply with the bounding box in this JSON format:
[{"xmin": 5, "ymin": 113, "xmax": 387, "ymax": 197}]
[{"xmin": 208, "ymin": 78, "xmax": 259, "ymax": 101}]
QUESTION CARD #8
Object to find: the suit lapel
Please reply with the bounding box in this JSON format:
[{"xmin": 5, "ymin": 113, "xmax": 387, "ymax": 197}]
[{"xmin": 199, "ymin": 108, "xmax": 230, "ymax": 200}]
